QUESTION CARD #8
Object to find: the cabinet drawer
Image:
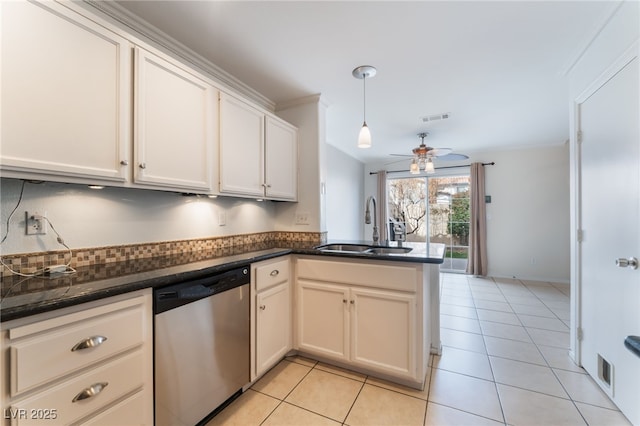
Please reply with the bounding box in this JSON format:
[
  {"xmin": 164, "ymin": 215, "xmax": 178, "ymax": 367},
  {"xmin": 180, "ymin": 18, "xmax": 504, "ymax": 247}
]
[
  {"xmin": 10, "ymin": 305, "xmax": 145, "ymax": 396},
  {"xmin": 9, "ymin": 350, "xmax": 144, "ymax": 426},
  {"xmin": 256, "ymin": 259, "xmax": 289, "ymax": 291},
  {"xmin": 81, "ymin": 388, "xmax": 146, "ymax": 426}
]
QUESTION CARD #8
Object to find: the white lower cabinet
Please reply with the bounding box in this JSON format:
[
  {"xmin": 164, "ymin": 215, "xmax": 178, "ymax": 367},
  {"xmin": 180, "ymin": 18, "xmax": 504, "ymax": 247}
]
[
  {"xmin": 0, "ymin": 290, "xmax": 153, "ymax": 426},
  {"xmin": 295, "ymin": 257, "xmax": 428, "ymax": 388},
  {"xmin": 252, "ymin": 258, "xmax": 292, "ymax": 379}
]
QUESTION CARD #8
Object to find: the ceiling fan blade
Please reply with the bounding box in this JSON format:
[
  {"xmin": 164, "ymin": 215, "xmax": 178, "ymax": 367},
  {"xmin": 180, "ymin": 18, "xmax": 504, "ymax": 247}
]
[
  {"xmin": 388, "ymin": 153, "xmax": 413, "ymax": 157},
  {"xmin": 436, "ymin": 153, "xmax": 469, "ymax": 161},
  {"xmin": 430, "ymin": 148, "xmax": 452, "ymax": 157},
  {"xmin": 384, "ymin": 157, "xmax": 411, "ymax": 166}
]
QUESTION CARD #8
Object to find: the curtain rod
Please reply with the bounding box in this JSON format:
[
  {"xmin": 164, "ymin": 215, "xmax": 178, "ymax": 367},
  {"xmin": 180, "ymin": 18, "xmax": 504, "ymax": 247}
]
[{"xmin": 369, "ymin": 162, "xmax": 495, "ymax": 175}]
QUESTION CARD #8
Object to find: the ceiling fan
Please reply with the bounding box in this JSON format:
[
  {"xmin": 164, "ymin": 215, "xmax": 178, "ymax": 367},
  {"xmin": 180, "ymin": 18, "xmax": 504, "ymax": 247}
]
[{"xmin": 389, "ymin": 132, "xmax": 469, "ymax": 174}]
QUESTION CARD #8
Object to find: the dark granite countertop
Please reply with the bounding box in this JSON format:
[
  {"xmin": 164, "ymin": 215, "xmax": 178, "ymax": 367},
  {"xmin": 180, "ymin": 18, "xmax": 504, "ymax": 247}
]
[{"xmin": 0, "ymin": 240, "xmax": 444, "ymax": 322}]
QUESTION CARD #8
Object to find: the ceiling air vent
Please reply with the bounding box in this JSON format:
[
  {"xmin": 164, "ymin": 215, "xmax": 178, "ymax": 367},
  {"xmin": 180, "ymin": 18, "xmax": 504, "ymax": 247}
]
[{"xmin": 421, "ymin": 112, "xmax": 451, "ymax": 123}]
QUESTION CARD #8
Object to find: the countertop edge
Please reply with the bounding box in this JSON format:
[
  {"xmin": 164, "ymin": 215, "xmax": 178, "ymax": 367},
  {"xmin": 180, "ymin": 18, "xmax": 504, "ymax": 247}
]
[{"xmin": 1, "ymin": 246, "xmax": 444, "ymax": 323}]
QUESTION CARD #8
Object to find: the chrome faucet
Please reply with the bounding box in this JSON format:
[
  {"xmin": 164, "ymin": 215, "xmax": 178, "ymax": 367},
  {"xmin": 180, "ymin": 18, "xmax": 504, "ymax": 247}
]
[{"xmin": 365, "ymin": 196, "xmax": 379, "ymax": 245}]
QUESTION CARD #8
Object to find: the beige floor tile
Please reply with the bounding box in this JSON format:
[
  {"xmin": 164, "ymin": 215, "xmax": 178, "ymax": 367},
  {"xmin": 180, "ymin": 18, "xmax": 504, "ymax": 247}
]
[
  {"xmin": 345, "ymin": 383, "xmax": 426, "ymax": 426},
  {"xmin": 574, "ymin": 402, "xmax": 632, "ymax": 426},
  {"xmin": 476, "ymin": 309, "xmax": 521, "ymax": 325},
  {"xmin": 285, "ymin": 354, "xmax": 318, "ymax": 368},
  {"xmin": 440, "ymin": 295, "xmax": 475, "ymax": 308},
  {"xmin": 425, "ymin": 402, "xmax": 505, "ymax": 426},
  {"xmin": 504, "ymin": 295, "xmax": 545, "ymax": 306},
  {"xmin": 365, "ymin": 373, "xmax": 430, "ymax": 400},
  {"xmin": 285, "ymin": 368, "xmax": 363, "ymax": 422},
  {"xmin": 206, "ymin": 389, "xmax": 279, "ymax": 426},
  {"xmin": 541, "ymin": 298, "xmax": 570, "ymax": 308},
  {"xmin": 440, "ymin": 328, "xmax": 486, "ymax": 354},
  {"xmin": 429, "ymin": 369, "xmax": 504, "ymax": 422},
  {"xmin": 554, "ymin": 369, "xmax": 618, "ymax": 409},
  {"xmin": 497, "ymin": 384, "xmax": 586, "ymax": 425},
  {"xmin": 262, "ymin": 402, "xmax": 341, "ymax": 426},
  {"xmin": 439, "ymin": 303, "xmax": 478, "ymax": 319},
  {"xmin": 550, "ymin": 306, "xmax": 571, "ymax": 320},
  {"xmin": 532, "ymin": 345, "xmax": 585, "ymax": 374},
  {"xmin": 252, "ymin": 360, "xmax": 311, "ymax": 399},
  {"xmin": 517, "ymin": 314, "xmax": 569, "ymax": 332},
  {"xmin": 473, "ymin": 299, "xmax": 514, "ymax": 313},
  {"xmin": 433, "ymin": 346, "xmax": 493, "ymax": 380},
  {"xmin": 472, "ymin": 292, "xmax": 508, "ymax": 303},
  {"xmin": 509, "ymin": 303, "xmax": 556, "ymax": 318},
  {"xmin": 490, "ymin": 356, "xmax": 568, "ymax": 398},
  {"xmin": 440, "ymin": 314, "xmax": 481, "ymax": 334},
  {"xmin": 470, "ymin": 285, "xmax": 503, "ymax": 295},
  {"xmin": 527, "ymin": 327, "xmax": 570, "ymax": 349},
  {"xmin": 479, "ymin": 321, "xmax": 531, "ymax": 343},
  {"xmin": 483, "ymin": 336, "xmax": 546, "ymax": 366},
  {"xmin": 442, "ymin": 288, "xmax": 473, "ymax": 298},
  {"xmin": 315, "ymin": 362, "xmax": 367, "ymax": 382}
]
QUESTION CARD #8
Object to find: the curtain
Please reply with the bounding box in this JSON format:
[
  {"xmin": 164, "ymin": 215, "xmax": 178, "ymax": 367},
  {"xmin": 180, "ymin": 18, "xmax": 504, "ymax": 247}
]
[
  {"xmin": 466, "ymin": 163, "xmax": 488, "ymax": 276},
  {"xmin": 376, "ymin": 170, "xmax": 389, "ymax": 244}
]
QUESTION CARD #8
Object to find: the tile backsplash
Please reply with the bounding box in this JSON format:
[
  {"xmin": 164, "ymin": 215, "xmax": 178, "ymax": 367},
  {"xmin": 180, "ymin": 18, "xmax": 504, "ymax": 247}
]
[{"xmin": 0, "ymin": 231, "xmax": 326, "ymax": 278}]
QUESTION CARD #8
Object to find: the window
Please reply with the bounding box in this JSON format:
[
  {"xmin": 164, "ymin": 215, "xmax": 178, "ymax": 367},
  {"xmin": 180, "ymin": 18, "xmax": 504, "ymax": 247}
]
[{"xmin": 388, "ymin": 174, "xmax": 470, "ymax": 273}]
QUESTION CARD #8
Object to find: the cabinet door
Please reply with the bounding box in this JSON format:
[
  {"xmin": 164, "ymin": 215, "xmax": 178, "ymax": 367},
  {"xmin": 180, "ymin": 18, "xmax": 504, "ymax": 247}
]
[
  {"xmin": 256, "ymin": 282, "xmax": 291, "ymax": 376},
  {"xmin": 265, "ymin": 116, "xmax": 297, "ymax": 200},
  {"xmin": 1, "ymin": 1, "xmax": 131, "ymax": 183},
  {"xmin": 297, "ymin": 280, "xmax": 350, "ymax": 361},
  {"xmin": 350, "ymin": 288, "xmax": 417, "ymax": 379},
  {"xmin": 134, "ymin": 47, "xmax": 215, "ymax": 192},
  {"xmin": 219, "ymin": 93, "xmax": 264, "ymax": 197}
]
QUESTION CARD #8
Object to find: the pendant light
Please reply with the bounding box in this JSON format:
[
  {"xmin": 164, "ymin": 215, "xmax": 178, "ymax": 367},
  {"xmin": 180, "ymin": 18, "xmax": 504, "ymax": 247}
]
[{"xmin": 352, "ymin": 65, "xmax": 376, "ymax": 148}]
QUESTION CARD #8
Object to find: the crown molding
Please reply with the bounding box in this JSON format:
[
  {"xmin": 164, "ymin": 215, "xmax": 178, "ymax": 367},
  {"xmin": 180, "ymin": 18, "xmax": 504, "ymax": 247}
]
[
  {"xmin": 275, "ymin": 94, "xmax": 330, "ymax": 112},
  {"xmin": 82, "ymin": 0, "xmax": 275, "ymax": 111}
]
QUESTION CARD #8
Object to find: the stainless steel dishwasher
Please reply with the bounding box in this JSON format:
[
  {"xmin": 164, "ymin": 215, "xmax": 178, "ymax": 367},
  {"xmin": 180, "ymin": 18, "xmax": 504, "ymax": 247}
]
[{"xmin": 154, "ymin": 266, "xmax": 250, "ymax": 426}]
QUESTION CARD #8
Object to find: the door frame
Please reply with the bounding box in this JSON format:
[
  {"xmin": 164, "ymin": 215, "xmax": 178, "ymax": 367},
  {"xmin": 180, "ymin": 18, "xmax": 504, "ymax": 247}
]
[{"xmin": 570, "ymin": 40, "xmax": 639, "ymax": 367}]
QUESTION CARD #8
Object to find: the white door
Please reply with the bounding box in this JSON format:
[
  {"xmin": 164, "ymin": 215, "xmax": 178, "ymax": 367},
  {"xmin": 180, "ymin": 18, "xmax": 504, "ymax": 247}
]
[
  {"xmin": 296, "ymin": 281, "xmax": 350, "ymax": 361},
  {"xmin": 350, "ymin": 287, "xmax": 416, "ymax": 379},
  {"xmin": 256, "ymin": 282, "xmax": 291, "ymax": 376},
  {"xmin": 219, "ymin": 93, "xmax": 264, "ymax": 197},
  {"xmin": 579, "ymin": 51, "xmax": 639, "ymax": 424},
  {"xmin": 134, "ymin": 47, "xmax": 215, "ymax": 192},
  {"xmin": 265, "ymin": 116, "xmax": 298, "ymax": 200}
]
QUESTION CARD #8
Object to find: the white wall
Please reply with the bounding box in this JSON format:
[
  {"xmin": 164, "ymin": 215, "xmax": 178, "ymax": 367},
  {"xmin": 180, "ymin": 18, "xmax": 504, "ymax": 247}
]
[
  {"xmin": 325, "ymin": 144, "xmax": 365, "ymax": 241},
  {"xmin": 0, "ymin": 178, "xmax": 276, "ymax": 255},
  {"xmin": 364, "ymin": 143, "xmax": 570, "ymax": 282},
  {"xmin": 472, "ymin": 145, "xmax": 570, "ymax": 282}
]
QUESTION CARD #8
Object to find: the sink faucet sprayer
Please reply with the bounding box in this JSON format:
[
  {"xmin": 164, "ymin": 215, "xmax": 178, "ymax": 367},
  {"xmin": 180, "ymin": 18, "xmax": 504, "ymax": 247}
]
[{"xmin": 365, "ymin": 196, "xmax": 379, "ymax": 245}]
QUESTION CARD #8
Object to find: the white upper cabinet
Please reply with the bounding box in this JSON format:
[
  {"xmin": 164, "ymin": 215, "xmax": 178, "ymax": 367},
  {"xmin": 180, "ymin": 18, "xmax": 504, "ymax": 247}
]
[
  {"xmin": 219, "ymin": 92, "xmax": 298, "ymax": 201},
  {"xmin": 0, "ymin": 1, "xmax": 131, "ymax": 183},
  {"xmin": 134, "ymin": 47, "xmax": 216, "ymax": 192},
  {"xmin": 265, "ymin": 116, "xmax": 298, "ymax": 200},
  {"xmin": 219, "ymin": 92, "xmax": 265, "ymax": 197}
]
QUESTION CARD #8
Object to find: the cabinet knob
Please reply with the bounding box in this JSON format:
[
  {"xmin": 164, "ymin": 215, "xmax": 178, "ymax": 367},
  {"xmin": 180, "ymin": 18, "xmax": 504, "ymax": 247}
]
[
  {"xmin": 71, "ymin": 335, "xmax": 107, "ymax": 352},
  {"xmin": 120, "ymin": 160, "xmax": 129, "ymax": 166},
  {"xmin": 139, "ymin": 163, "xmax": 146, "ymax": 169},
  {"xmin": 343, "ymin": 299, "xmax": 347, "ymax": 304},
  {"xmin": 350, "ymin": 300, "xmax": 355, "ymax": 305},
  {"xmin": 259, "ymin": 305, "xmax": 266, "ymax": 310},
  {"xmin": 72, "ymin": 382, "xmax": 109, "ymax": 403},
  {"xmin": 270, "ymin": 269, "xmax": 279, "ymax": 277}
]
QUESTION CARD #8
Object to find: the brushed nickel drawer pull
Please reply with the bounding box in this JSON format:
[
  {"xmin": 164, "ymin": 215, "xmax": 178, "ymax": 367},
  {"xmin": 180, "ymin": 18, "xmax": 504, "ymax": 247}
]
[
  {"xmin": 71, "ymin": 335, "xmax": 107, "ymax": 352},
  {"xmin": 72, "ymin": 382, "xmax": 108, "ymax": 403},
  {"xmin": 270, "ymin": 269, "xmax": 280, "ymax": 277}
]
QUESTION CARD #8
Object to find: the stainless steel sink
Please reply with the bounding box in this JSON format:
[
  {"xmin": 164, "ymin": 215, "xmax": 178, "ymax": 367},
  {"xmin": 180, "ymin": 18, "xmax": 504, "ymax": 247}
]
[
  {"xmin": 315, "ymin": 244, "xmax": 372, "ymax": 253},
  {"xmin": 315, "ymin": 244, "xmax": 413, "ymax": 255},
  {"xmin": 367, "ymin": 247, "xmax": 413, "ymax": 255}
]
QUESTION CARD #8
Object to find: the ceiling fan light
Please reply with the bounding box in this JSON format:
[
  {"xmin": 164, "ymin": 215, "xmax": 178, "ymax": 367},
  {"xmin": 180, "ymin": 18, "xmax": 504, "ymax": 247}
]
[
  {"xmin": 358, "ymin": 123, "xmax": 371, "ymax": 148},
  {"xmin": 410, "ymin": 158, "xmax": 420, "ymax": 174},
  {"xmin": 425, "ymin": 158, "xmax": 435, "ymax": 174}
]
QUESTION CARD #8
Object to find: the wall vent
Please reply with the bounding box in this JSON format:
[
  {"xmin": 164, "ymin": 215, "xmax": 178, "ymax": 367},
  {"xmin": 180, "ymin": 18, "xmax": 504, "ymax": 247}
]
[
  {"xmin": 421, "ymin": 112, "xmax": 451, "ymax": 123},
  {"xmin": 597, "ymin": 354, "xmax": 613, "ymax": 389}
]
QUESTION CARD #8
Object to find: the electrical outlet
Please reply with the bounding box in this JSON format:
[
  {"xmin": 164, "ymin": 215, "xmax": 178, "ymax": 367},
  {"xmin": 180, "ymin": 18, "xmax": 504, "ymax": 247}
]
[
  {"xmin": 295, "ymin": 212, "xmax": 310, "ymax": 225},
  {"xmin": 25, "ymin": 211, "xmax": 47, "ymax": 235},
  {"xmin": 218, "ymin": 211, "xmax": 226, "ymax": 226}
]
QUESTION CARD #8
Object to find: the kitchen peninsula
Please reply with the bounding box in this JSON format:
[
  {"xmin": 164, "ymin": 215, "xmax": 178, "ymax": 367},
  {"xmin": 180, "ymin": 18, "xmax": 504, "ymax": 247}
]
[{"xmin": 1, "ymin": 240, "xmax": 443, "ymax": 425}]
